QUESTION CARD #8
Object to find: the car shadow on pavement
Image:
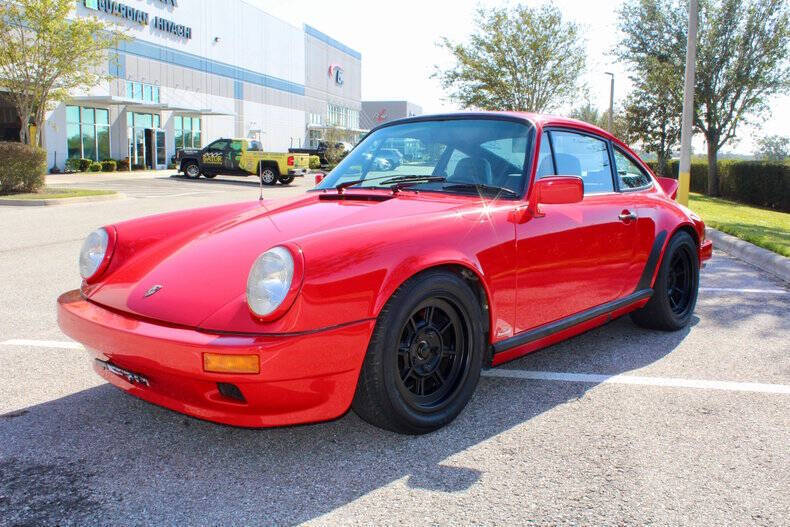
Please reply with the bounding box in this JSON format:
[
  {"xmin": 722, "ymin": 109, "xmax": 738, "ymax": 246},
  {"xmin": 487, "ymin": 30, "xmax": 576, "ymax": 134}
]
[{"xmin": 0, "ymin": 317, "xmax": 693, "ymax": 526}]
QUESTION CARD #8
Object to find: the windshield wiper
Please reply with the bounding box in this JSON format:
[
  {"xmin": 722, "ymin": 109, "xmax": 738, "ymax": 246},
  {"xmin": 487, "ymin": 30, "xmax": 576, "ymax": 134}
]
[
  {"xmin": 335, "ymin": 174, "xmax": 443, "ymax": 193},
  {"xmin": 442, "ymin": 182, "xmax": 519, "ymax": 198}
]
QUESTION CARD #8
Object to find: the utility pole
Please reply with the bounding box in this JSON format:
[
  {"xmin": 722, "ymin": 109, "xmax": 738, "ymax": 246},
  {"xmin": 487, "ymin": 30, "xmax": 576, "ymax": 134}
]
[
  {"xmin": 677, "ymin": 0, "xmax": 698, "ymax": 206},
  {"xmin": 604, "ymin": 72, "xmax": 614, "ymax": 132}
]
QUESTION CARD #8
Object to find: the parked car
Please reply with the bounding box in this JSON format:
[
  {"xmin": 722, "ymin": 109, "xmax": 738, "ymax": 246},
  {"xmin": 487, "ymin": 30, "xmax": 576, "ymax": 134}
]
[
  {"xmin": 376, "ymin": 148, "xmax": 404, "ymax": 169},
  {"xmin": 173, "ymin": 138, "xmax": 310, "ymax": 185},
  {"xmin": 58, "ymin": 112, "xmax": 712, "ymax": 434}
]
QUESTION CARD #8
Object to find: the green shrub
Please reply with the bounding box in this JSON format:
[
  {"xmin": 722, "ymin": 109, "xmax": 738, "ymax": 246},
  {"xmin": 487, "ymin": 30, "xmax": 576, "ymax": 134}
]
[
  {"xmin": 100, "ymin": 160, "xmax": 116, "ymax": 172},
  {"xmin": 167, "ymin": 163, "xmax": 176, "ymax": 169},
  {"xmin": 116, "ymin": 158, "xmax": 130, "ymax": 171},
  {"xmin": 0, "ymin": 142, "xmax": 47, "ymax": 194},
  {"xmin": 719, "ymin": 161, "xmax": 790, "ymax": 212},
  {"xmin": 309, "ymin": 155, "xmax": 321, "ymax": 169},
  {"xmin": 65, "ymin": 158, "xmax": 82, "ymax": 172},
  {"xmin": 88, "ymin": 162, "xmax": 102, "ymax": 172},
  {"xmin": 132, "ymin": 164, "xmax": 144, "ymax": 171},
  {"xmin": 78, "ymin": 158, "xmax": 92, "ymax": 172}
]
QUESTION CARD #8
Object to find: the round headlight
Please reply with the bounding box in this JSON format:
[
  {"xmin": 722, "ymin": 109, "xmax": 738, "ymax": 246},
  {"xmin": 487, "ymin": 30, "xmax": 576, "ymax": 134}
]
[
  {"xmin": 79, "ymin": 228, "xmax": 109, "ymax": 279},
  {"xmin": 246, "ymin": 246, "xmax": 295, "ymax": 317}
]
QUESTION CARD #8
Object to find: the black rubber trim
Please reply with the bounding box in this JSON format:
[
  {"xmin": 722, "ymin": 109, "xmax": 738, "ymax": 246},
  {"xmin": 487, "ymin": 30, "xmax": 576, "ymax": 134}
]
[
  {"xmin": 635, "ymin": 230, "xmax": 668, "ymax": 291},
  {"xmin": 492, "ymin": 289, "xmax": 653, "ymax": 354}
]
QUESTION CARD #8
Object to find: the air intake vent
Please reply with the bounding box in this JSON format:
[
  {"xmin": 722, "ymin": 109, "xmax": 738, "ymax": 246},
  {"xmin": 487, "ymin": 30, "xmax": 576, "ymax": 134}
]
[
  {"xmin": 217, "ymin": 382, "xmax": 246, "ymax": 403},
  {"xmin": 318, "ymin": 193, "xmax": 393, "ymax": 202}
]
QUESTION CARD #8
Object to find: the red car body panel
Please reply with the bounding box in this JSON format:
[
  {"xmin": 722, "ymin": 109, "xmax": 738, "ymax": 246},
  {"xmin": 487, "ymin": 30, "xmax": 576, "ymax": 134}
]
[{"xmin": 58, "ymin": 112, "xmax": 711, "ymax": 427}]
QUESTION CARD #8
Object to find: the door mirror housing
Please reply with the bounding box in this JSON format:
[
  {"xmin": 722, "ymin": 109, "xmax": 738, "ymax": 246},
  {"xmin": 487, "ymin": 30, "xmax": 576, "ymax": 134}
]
[{"xmin": 528, "ymin": 176, "xmax": 584, "ymax": 218}]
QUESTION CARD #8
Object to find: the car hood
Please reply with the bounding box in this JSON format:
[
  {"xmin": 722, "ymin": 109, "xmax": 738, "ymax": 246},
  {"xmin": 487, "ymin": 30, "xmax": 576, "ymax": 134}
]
[{"xmin": 87, "ymin": 191, "xmax": 478, "ymax": 329}]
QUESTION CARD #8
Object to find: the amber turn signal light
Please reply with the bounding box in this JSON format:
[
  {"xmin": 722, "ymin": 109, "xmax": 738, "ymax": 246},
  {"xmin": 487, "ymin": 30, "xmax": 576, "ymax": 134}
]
[{"xmin": 203, "ymin": 353, "xmax": 259, "ymax": 374}]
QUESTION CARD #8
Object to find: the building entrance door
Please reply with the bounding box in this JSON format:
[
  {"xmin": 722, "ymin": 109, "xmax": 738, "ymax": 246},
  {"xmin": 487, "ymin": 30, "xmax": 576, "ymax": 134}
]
[{"xmin": 155, "ymin": 130, "xmax": 166, "ymax": 169}]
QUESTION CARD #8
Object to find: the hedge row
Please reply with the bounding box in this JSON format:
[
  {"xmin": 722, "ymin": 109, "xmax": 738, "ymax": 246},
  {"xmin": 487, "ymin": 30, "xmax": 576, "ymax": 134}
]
[
  {"xmin": 66, "ymin": 157, "xmax": 122, "ymax": 172},
  {"xmin": 0, "ymin": 142, "xmax": 46, "ymax": 194},
  {"xmin": 645, "ymin": 159, "xmax": 789, "ymax": 212}
]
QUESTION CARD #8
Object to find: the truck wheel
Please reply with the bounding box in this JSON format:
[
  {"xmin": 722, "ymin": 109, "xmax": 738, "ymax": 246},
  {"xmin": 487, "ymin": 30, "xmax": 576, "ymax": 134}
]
[
  {"xmin": 203, "ymin": 174, "xmax": 216, "ymax": 179},
  {"xmin": 260, "ymin": 165, "xmax": 278, "ymax": 185},
  {"xmin": 277, "ymin": 175, "xmax": 295, "ymax": 185},
  {"xmin": 183, "ymin": 161, "xmax": 200, "ymax": 179}
]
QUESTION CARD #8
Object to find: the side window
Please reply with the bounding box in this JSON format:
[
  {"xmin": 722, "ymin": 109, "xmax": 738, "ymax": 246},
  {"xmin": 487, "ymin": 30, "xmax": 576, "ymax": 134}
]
[
  {"xmin": 535, "ymin": 132, "xmax": 555, "ymax": 179},
  {"xmin": 207, "ymin": 139, "xmax": 229, "ymax": 151},
  {"xmin": 549, "ymin": 131, "xmax": 614, "ymax": 194},
  {"xmin": 230, "ymin": 140, "xmax": 243, "ymax": 152},
  {"xmin": 613, "ymin": 148, "xmax": 652, "ymax": 190}
]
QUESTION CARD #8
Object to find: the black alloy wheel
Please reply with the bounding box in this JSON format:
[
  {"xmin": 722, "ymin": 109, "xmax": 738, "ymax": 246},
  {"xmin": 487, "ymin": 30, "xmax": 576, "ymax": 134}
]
[
  {"xmin": 352, "ymin": 270, "xmax": 484, "ymax": 434},
  {"xmin": 631, "ymin": 231, "xmax": 699, "ymax": 331},
  {"xmin": 396, "ymin": 298, "xmax": 471, "ymax": 411}
]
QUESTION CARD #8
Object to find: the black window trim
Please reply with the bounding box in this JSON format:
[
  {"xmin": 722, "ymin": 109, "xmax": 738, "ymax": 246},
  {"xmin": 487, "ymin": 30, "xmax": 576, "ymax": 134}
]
[
  {"xmin": 610, "ymin": 144, "xmax": 655, "ymax": 193},
  {"xmin": 543, "ymin": 126, "xmax": 617, "ymax": 195}
]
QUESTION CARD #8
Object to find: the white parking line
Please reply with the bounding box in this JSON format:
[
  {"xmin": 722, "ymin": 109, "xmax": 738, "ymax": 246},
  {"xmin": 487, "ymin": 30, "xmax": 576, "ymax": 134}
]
[
  {"xmin": 700, "ymin": 287, "xmax": 788, "ymax": 294},
  {"xmin": 1, "ymin": 339, "xmax": 83, "ymax": 349},
  {"xmin": 483, "ymin": 369, "xmax": 790, "ymax": 394}
]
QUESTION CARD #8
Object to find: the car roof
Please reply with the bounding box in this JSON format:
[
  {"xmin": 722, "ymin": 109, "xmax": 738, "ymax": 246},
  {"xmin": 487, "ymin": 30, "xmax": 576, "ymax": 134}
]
[{"xmin": 374, "ymin": 111, "xmax": 615, "ymax": 140}]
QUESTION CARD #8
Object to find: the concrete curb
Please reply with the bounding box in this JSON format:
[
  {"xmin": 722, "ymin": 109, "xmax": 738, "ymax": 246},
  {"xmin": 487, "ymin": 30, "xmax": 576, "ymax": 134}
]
[
  {"xmin": 0, "ymin": 192, "xmax": 125, "ymax": 207},
  {"xmin": 705, "ymin": 227, "xmax": 790, "ymax": 284}
]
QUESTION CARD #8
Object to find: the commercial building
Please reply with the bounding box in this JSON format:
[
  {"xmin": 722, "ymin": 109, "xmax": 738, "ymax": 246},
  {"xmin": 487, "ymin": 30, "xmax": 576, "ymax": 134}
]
[
  {"xmin": 32, "ymin": 0, "xmax": 365, "ymax": 170},
  {"xmin": 361, "ymin": 100, "xmax": 423, "ymax": 130}
]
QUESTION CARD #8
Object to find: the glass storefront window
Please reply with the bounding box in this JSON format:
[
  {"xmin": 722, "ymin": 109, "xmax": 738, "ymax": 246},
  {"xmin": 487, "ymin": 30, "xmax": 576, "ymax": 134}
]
[
  {"xmin": 133, "ymin": 83, "xmax": 142, "ymax": 100},
  {"xmin": 66, "ymin": 105, "xmax": 111, "ymax": 161},
  {"xmin": 174, "ymin": 114, "xmax": 201, "ymax": 150},
  {"xmin": 126, "ymin": 82, "xmax": 133, "ymax": 99},
  {"xmin": 153, "ymin": 115, "xmax": 160, "ymax": 128},
  {"xmin": 153, "ymin": 86, "xmax": 160, "ymax": 103},
  {"xmin": 143, "ymin": 84, "xmax": 152, "ymax": 102}
]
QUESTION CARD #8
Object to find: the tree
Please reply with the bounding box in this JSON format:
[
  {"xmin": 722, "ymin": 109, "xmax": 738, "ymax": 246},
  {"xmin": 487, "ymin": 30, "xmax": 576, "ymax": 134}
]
[
  {"xmin": 622, "ymin": 59, "xmax": 683, "ymax": 176},
  {"xmin": 0, "ymin": 0, "xmax": 126, "ymax": 144},
  {"xmin": 616, "ymin": 0, "xmax": 790, "ymax": 195},
  {"xmin": 434, "ymin": 3, "xmax": 586, "ymax": 112},
  {"xmin": 755, "ymin": 134, "xmax": 790, "ymax": 161},
  {"xmin": 569, "ymin": 99, "xmax": 631, "ymax": 143}
]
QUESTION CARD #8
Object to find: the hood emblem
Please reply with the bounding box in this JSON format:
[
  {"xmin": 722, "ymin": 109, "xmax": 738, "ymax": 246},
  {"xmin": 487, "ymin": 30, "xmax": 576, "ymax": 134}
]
[{"xmin": 143, "ymin": 285, "xmax": 163, "ymax": 298}]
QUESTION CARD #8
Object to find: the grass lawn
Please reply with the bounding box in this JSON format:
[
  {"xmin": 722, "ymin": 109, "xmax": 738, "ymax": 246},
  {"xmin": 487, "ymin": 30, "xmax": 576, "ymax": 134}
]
[
  {"xmin": 0, "ymin": 188, "xmax": 116, "ymax": 200},
  {"xmin": 688, "ymin": 193, "xmax": 790, "ymax": 257}
]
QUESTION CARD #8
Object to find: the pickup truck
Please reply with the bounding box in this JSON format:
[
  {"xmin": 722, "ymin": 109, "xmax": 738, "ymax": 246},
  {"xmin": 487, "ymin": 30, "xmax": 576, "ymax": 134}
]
[{"xmin": 174, "ymin": 138, "xmax": 310, "ymax": 185}]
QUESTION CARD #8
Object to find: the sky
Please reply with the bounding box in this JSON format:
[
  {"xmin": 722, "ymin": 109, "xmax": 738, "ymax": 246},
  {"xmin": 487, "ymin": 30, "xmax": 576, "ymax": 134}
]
[{"xmin": 251, "ymin": 0, "xmax": 788, "ymax": 156}]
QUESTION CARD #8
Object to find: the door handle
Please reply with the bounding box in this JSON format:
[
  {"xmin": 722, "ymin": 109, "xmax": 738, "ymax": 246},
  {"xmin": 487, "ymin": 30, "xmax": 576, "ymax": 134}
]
[{"xmin": 618, "ymin": 210, "xmax": 638, "ymax": 222}]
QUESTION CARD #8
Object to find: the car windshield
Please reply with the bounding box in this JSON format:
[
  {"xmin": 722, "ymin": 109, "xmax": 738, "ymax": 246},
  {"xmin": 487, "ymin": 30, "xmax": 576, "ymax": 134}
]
[{"xmin": 314, "ymin": 118, "xmax": 534, "ymax": 197}]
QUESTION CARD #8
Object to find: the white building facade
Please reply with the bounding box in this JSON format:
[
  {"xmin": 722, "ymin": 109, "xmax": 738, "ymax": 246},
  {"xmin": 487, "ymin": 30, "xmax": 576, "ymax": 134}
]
[{"xmin": 43, "ymin": 0, "xmax": 362, "ymax": 170}]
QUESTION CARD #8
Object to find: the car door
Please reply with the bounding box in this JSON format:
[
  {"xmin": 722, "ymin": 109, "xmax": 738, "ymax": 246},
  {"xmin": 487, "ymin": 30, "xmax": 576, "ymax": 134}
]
[
  {"xmin": 611, "ymin": 145, "xmax": 659, "ymax": 292},
  {"xmin": 225, "ymin": 139, "xmax": 244, "ymax": 173},
  {"xmin": 201, "ymin": 139, "xmax": 229, "ymax": 173},
  {"xmin": 513, "ymin": 128, "xmax": 638, "ymax": 333}
]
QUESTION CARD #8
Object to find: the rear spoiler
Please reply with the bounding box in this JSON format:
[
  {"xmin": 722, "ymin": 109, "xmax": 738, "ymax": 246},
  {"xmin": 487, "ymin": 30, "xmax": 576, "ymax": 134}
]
[{"xmin": 657, "ymin": 177, "xmax": 679, "ymax": 200}]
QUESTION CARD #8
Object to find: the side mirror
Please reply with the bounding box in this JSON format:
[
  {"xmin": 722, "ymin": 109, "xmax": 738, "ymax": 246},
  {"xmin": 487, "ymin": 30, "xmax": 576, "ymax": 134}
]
[
  {"xmin": 528, "ymin": 176, "xmax": 583, "ymax": 218},
  {"xmin": 314, "ymin": 173, "xmax": 325, "ymax": 185}
]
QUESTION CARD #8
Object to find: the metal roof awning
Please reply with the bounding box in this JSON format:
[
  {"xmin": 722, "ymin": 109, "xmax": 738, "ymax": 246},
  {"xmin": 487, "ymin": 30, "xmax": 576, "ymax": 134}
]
[{"xmin": 67, "ymin": 96, "xmax": 234, "ymax": 116}]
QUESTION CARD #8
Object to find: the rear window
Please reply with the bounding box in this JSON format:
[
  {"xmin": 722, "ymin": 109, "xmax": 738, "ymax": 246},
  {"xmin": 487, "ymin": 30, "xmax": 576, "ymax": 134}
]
[{"xmin": 248, "ymin": 140, "xmax": 263, "ymax": 151}]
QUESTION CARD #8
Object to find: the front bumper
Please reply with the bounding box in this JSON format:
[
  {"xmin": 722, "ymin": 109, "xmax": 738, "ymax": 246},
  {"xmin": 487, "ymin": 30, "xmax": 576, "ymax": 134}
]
[{"xmin": 57, "ymin": 290, "xmax": 374, "ymax": 428}]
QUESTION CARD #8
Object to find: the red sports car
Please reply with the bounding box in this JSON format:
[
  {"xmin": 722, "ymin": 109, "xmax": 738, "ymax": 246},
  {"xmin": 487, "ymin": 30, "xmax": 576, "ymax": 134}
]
[{"xmin": 58, "ymin": 113, "xmax": 713, "ymax": 434}]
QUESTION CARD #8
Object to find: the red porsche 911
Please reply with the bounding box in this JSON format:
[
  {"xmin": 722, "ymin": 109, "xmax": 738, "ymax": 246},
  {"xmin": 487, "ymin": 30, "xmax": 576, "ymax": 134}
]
[{"xmin": 58, "ymin": 112, "xmax": 712, "ymax": 434}]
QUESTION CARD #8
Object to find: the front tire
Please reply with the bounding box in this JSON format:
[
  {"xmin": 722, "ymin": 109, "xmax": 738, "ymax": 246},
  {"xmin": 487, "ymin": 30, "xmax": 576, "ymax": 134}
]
[
  {"xmin": 352, "ymin": 270, "xmax": 485, "ymax": 434},
  {"xmin": 631, "ymin": 231, "xmax": 699, "ymax": 331},
  {"xmin": 183, "ymin": 161, "xmax": 200, "ymax": 179}
]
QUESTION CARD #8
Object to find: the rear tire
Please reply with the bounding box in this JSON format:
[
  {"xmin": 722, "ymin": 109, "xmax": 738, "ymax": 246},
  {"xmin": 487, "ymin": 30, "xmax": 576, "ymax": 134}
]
[
  {"xmin": 260, "ymin": 164, "xmax": 278, "ymax": 185},
  {"xmin": 203, "ymin": 173, "xmax": 216, "ymax": 179},
  {"xmin": 277, "ymin": 175, "xmax": 295, "ymax": 185},
  {"xmin": 631, "ymin": 231, "xmax": 699, "ymax": 331},
  {"xmin": 352, "ymin": 270, "xmax": 485, "ymax": 434}
]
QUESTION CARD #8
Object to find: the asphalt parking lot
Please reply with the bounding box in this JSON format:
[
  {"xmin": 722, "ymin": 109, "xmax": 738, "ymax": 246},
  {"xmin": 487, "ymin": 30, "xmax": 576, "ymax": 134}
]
[{"xmin": 1, "ymin": 172, "xmax": 788, "ymax": 525}]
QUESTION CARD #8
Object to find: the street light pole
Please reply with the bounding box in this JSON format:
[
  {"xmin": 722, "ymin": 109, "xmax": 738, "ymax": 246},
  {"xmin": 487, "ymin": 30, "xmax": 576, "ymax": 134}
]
[
  {"xmin": 604, "ymin": 72, "xmax": 614, "ymax": 133},
  {"xmin": 677, "ymin": 0, "xmax": 698, "ymax": 206}
]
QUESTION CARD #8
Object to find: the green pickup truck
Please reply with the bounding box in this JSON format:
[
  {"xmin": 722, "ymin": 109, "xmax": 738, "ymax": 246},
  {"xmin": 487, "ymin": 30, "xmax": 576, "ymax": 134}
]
[{"xmin": 173, "ymin": 138, "xmax": 311, "ymax": 185}]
